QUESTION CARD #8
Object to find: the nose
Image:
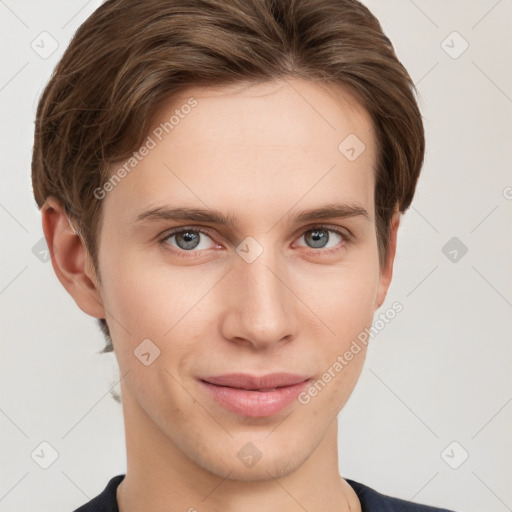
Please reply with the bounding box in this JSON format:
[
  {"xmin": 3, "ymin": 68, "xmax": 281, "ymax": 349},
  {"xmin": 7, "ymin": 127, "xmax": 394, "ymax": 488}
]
[{"xmin": 219, "ymin": 243, "xmax": 299, "ymax": 350}]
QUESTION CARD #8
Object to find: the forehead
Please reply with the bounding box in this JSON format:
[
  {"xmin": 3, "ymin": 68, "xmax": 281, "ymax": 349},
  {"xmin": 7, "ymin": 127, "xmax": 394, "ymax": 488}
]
[
  {"xmin": 156, "ymin": 79, "xmax": 375, "ymax": 165},
  {"xmin": 103, "ymin": 78, "xmax": 377, "ymax": 225}
]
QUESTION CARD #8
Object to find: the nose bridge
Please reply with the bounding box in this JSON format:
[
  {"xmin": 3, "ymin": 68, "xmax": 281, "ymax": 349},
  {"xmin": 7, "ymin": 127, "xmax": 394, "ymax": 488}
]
[{"xmin": 221, "ymin": 238, "xmax": 297, "ymax": 347}]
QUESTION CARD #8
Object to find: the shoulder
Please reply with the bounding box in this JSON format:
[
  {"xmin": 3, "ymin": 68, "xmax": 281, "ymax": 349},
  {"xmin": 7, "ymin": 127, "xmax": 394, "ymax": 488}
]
[
  {"xmin": 345, "ymin": 478, "xmax": 456, "ymax": 512},
  {"xmin": 72, "ymin": 474, "xmax": 125, "ymax": 512}
]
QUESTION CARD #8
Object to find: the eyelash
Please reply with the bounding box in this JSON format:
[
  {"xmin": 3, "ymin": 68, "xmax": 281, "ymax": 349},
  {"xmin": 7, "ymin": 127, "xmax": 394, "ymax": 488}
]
[{"xmin": 158, "ymin": 224, "xmax": 351, "ymax": 259}]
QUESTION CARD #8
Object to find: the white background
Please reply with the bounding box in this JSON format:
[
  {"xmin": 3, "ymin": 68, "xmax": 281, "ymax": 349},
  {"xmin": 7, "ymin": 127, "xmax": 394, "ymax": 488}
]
[{"xmin": 1, "ymin": 1, "xmax": 511, "ymax": 511}]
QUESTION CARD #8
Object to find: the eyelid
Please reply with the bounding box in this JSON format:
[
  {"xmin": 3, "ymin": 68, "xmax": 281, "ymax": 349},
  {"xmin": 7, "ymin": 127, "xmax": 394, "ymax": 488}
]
[
  {"xmin": 158, "ymin": 225, "xmax": 216, "ymax": 242},
  {"xmin": 159, "ymin": 223, "xmax": 352, "ymax": 241},
  {"xmin": 297, "ymin": 222, "xmax": 353, "ymax": 241}
]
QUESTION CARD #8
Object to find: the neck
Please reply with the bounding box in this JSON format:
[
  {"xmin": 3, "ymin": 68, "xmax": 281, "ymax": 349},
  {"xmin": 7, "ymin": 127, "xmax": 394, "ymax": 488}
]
[{"xmin": 116, "ymin": 386, "xmax": 360, "ymax": 512}]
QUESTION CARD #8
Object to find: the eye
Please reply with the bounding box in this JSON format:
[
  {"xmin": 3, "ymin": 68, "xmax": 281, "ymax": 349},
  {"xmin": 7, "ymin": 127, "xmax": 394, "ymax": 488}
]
[
  {"xmin": 159, "ymin": 228, "xmax": 218, "ymax": 256},
  {"xmin": 158, "ymin": 224, "xmax": 349, "ymax": 259},
  {"xmin": 295, "ymin": 225, "xmax": 348, "ymax": 252}
]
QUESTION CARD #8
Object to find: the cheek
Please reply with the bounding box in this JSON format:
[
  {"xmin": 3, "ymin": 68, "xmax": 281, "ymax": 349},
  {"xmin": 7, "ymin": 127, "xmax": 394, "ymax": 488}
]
[
  {"xmin": 99, "ymin": 251, "xmax": 217, "ymax": 388},
  {"xmin": 297, "ymin": 258, "xmax": 378, "ymax": 402},
  {"xmin": 297, "ymin": 258, "xmax": 380, "ymax": 338},
  {"xmin": 100, "ymin": 249, "xmax": 198, "ymax": 338}
]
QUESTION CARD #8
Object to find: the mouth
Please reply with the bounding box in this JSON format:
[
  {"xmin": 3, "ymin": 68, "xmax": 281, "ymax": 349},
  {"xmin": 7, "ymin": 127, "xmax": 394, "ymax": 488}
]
[{"xmin": 199, "ymin": 373, "xmax": 311, "ymax": 418}]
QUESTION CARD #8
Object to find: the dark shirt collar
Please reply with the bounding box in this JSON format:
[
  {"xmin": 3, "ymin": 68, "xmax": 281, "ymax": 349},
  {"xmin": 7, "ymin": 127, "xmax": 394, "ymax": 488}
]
[{"xmin": 73, "ymin": 474, "xmax": 455, "ymax": 512}]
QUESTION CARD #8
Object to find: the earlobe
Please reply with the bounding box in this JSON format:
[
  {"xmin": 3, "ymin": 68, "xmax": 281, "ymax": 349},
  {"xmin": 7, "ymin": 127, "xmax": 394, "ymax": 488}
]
[
  {"xmin": 41, "ymin": 196, "xmax": 105, "ymax": 319},
  {"xmin": 374, "ymin": 209, "xmax": 401, "ymax": 310}
]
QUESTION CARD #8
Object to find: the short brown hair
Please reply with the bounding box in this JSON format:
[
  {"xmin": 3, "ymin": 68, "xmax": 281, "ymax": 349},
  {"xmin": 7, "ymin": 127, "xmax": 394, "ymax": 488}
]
[{"xmin": 32, "ymin": 0, "xmax": 425, "ymax": 352}]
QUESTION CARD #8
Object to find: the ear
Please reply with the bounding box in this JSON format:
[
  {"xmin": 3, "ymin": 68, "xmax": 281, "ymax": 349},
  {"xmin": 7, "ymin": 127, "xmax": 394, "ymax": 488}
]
[
  {"xmin": 374, "ymin": 208, "xmax": 401, "ymax": 310},
  {"xmin": 41, "ymin": 196, "xmax": 105, "ymax": 319}
]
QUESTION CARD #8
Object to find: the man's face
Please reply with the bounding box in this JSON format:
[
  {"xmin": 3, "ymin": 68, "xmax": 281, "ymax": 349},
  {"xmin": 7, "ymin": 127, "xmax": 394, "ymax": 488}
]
[{"xmin": 96, "ymin": 78, "xmax": 392, "ymax": 480}]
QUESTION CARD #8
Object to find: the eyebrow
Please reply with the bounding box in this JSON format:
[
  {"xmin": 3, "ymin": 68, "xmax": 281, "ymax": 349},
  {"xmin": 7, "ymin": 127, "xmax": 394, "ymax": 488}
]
[{"xmin": 134, "ymin": 202, "xmax": 370, "ymax": 226}]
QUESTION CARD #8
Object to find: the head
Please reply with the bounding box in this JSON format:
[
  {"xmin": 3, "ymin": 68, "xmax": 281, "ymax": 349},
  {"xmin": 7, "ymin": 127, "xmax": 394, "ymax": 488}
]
[{"xmin": 33, "ymin": 0, "xmax": 424, "ymax": 482}]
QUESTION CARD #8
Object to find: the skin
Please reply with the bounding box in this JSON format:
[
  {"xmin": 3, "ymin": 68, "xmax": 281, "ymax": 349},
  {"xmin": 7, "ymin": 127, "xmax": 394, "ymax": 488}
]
[{"xmin": 42, "ymin": 78, "xmax": 400, "ymax": 512}]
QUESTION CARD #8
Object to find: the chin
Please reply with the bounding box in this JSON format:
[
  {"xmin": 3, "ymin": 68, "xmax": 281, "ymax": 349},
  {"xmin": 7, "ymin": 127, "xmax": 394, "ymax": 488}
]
[
  {"xmin": 201, "ymin": 452, "xmax": 304, "ymax": 482},
  {"xmin": 187, "ymin": 431, "xmax": 313, "ymax": 482}
]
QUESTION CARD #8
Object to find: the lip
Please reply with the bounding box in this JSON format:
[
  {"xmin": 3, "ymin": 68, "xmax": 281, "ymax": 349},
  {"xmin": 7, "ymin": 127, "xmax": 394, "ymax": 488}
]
[{"xmin": 199, "ymin": 373, "xmax": 311, "ymax": 418}]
